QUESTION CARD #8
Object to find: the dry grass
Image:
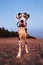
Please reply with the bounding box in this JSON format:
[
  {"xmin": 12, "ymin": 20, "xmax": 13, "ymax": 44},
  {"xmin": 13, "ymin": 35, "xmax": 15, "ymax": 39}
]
[{"xmin": 0, "ymin": 38, "xmax": 43, "ymax": 65}]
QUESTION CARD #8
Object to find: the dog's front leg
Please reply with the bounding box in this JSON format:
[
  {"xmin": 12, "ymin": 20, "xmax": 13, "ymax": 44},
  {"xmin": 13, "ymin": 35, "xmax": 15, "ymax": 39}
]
[
  {"xmin": 16, "ymin": 41, "xmax": 21, "ymax": 58},
  {"xmin": 25, "ymin": 44, "xmax": 29, "ymax": 53}
]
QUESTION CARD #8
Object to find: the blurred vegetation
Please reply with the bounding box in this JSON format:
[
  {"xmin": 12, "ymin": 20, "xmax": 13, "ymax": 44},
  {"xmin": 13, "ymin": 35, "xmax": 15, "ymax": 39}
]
[
  {"xmin": 0, "ymin": 27, "xmax": 36, "ymax": 39},
  {"xmin": 0, "ymin": 27, "xmax": 18, "ymax": 38}
]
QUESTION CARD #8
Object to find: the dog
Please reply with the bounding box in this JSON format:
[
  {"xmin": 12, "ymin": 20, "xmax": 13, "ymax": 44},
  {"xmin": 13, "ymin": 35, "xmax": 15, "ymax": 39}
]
[{"xmin": 16, "ymin": 12, "xmax": 30, "ymax": 58}]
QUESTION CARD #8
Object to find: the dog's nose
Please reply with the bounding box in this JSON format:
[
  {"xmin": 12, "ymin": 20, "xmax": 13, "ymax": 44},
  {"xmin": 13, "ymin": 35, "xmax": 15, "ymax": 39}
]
[{"xmin": 20, "ymin": 20, "xmax": 24, "ymax": 23}]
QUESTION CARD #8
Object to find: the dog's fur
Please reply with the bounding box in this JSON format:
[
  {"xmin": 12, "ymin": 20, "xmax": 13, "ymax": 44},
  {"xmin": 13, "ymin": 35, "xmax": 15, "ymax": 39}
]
[{"xmin": 16, "ymin": 12, "xmax": 30, "ymax": 58}]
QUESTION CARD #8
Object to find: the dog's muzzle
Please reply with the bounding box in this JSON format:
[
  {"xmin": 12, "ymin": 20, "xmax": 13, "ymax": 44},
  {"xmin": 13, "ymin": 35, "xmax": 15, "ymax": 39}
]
[
  {"xmin": 19, "ymin": 20, "xmax": 26, "ymax": 27},
  {"xmin": 20, "ymin": 20, "xmax": 24, "ymax": 23}
]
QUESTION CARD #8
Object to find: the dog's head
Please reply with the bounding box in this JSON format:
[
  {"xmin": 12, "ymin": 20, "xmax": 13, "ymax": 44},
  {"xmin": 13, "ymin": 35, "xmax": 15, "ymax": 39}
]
[{"xmin": 16, "ymin": 12, "xmax": 30, "ymax": 22}]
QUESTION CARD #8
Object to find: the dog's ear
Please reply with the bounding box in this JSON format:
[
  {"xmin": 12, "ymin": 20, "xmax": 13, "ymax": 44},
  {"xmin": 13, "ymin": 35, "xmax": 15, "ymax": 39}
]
[
  {"xmin": 24, "ymin": 12, "xmax": 30, "ymax": 20},
  {"xmin": 18, "ymin": 13, "xmax": 21, "ymax": 16},
  {"xmin": 16, "ymin": 14, "xmax": 19, "ymax": 19},
  {"xmin": 16, "ymin": 13, "xmax": 21, "ymax": 19},
  {"xmin": 27, "ymin": 14, "xmax": 30, "ymax": 19},
  {"xmin": 24, "ymin": 12, "xmax": 27, "ymax": 15}
]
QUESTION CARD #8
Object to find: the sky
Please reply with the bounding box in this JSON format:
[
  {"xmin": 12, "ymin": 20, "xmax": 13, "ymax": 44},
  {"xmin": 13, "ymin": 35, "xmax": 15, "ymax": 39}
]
[{"xmin": 0, "ymin": 0, "xmax": 43, "ymax": 38}]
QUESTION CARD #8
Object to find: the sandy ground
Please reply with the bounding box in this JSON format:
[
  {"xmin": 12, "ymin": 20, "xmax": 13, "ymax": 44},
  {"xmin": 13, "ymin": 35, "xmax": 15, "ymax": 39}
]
[{"xmin": 0, "ymin": 38, "xmax": 43, "ymax": 65}]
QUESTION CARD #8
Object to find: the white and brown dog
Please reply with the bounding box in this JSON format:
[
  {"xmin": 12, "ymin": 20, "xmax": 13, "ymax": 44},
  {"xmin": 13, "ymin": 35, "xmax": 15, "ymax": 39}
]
[{"xmin": 16, "ymin": 12, "xmax": 30, "ymax": 58}]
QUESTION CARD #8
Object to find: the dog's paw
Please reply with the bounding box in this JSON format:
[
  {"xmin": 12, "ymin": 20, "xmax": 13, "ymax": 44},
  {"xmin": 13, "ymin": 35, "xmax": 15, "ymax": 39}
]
[{"xmin": 16, "ymin": 55, "xmax": 21, "ymax": 58}]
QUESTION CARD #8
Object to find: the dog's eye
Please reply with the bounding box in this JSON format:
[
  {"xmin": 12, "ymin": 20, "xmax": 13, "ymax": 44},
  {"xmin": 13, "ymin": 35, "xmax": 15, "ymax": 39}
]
[
  {"xmin": 24, "ymin": 16, "xmax": 26, "ymax": 18},
  {"xmin": 19, "ymin": 15, "xmax": 22, "ymax": 18},
  {"xmin": 24, "ymin": 15, "xmax": 26, "ymax": 18},
  {"xmin": 19, "ymin": 16, "xmax": 21, "ymax": 18}
]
